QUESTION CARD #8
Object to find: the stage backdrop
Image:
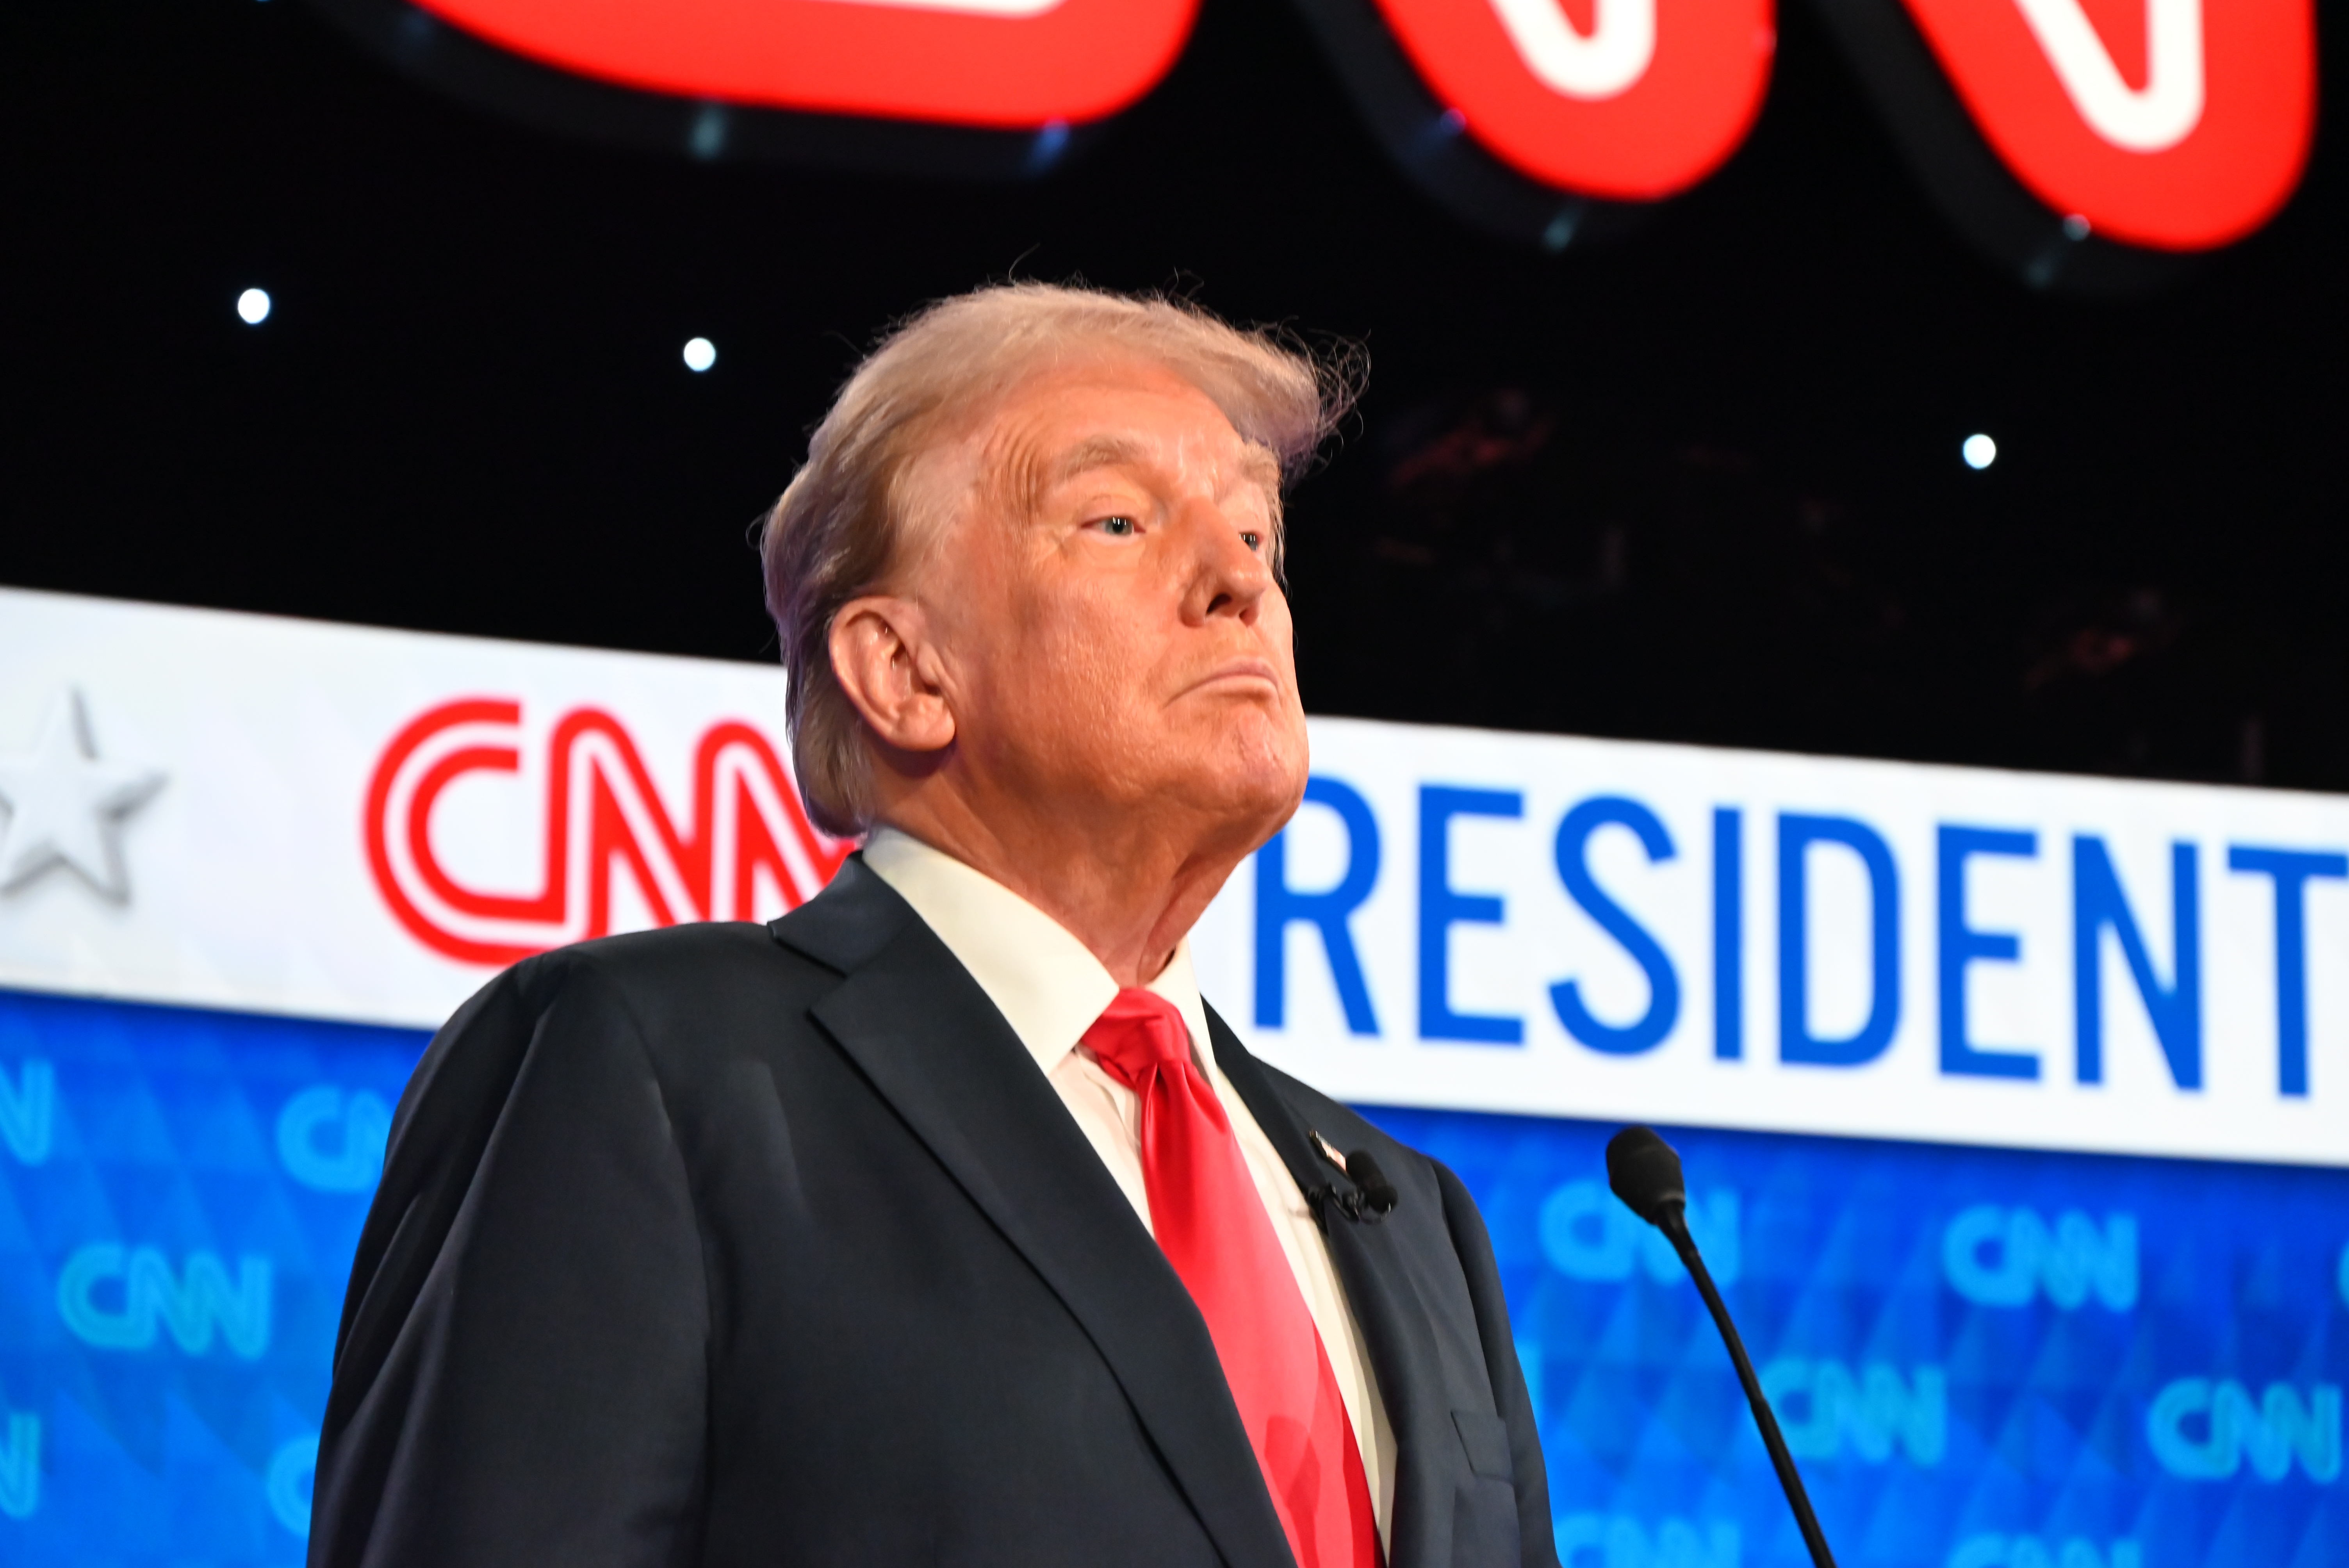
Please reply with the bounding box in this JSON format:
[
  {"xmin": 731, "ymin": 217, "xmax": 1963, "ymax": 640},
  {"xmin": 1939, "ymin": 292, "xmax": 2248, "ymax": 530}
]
[{"xmin": 0, "ymin": 584, "xmax": 2341, "ymax": 1566}]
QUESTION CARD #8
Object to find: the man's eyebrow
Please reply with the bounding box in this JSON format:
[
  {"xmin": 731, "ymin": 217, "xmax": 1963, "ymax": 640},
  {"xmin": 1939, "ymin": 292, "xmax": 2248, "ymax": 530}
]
[
  {"xmin": 1234, "ymin": 444, "xmax": 1281, "ymax": 495},
  {"xmin": 1037, "ymin": 433, "xmax": 1282, "ymax": 499},
  {"xmin": 1048, "ymin": 434, "xmax": 1153, "ymax": 486}
]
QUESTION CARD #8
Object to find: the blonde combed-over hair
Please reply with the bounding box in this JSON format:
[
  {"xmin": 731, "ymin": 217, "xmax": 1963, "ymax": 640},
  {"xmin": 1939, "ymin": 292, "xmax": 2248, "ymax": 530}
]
[{"xmin": 760, "ymin": 282, "xmax": 1358, "ymax": 838}]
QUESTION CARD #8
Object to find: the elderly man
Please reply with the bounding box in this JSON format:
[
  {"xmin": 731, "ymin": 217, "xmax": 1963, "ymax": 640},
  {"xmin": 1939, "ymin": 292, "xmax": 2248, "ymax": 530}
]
[{"xmin": 309, "ymin": 283, "xmax": 1556, "ymax": 1568}]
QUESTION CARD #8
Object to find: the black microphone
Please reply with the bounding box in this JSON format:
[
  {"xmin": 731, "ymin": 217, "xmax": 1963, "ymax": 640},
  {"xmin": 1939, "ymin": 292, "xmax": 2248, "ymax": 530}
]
[
  {"xmin": 1606, "ymin": 1126, "xmax": 1838, "ymax": 1568},
  {"xmin": 1304, "ymin": 1132, "xmax": 1399, "ymax": 1224},
  {"xmin": 1345, "ymin": 1150, "xmax": 1399, "ymax": 1217}
]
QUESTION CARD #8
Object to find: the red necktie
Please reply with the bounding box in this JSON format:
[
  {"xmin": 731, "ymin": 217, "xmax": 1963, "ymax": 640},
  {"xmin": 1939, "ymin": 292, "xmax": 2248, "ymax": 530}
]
[{"xmin": 1082, "ymin": 989, "xmax": 1378, "ymax": 1568}]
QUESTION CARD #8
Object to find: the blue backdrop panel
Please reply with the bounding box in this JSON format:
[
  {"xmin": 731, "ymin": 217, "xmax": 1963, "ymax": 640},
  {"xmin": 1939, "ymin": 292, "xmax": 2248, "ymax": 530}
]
[
  {"xmin": 0, "ymin": 987, "xmax": 426, "ymax": 1566},
  {"xmin": 1367, "ymin": 1107, "xmax": 2349, "ymax": 1568},
  {"xmin": 0, "ymin": 985, "xmax": 2344, "ymax": 1565}
]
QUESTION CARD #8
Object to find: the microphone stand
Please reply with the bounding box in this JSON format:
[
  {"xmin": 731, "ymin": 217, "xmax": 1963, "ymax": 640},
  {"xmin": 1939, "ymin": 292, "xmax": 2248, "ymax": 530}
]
[
  {"xmin": 1608, "ymin": 1125, "xmax": 1837, "ymax": 1568},
  {"xmin": 1654, "ymin": 1205, "xmax": 1837, "ymax": 1568}
]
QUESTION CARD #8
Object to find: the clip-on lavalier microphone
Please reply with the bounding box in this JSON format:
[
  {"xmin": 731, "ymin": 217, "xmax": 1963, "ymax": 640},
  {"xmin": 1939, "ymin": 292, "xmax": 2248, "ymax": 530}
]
[{"xmin": 1306, "ymin": 1130, "xmax": 1399, "ymax": 1226}]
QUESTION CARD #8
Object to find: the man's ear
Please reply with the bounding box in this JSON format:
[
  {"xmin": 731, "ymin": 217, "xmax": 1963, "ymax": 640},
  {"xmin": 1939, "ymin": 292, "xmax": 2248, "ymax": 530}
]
[{"xmin": 829, "ymin": 596, "xmax": 957, "ymax": 755}]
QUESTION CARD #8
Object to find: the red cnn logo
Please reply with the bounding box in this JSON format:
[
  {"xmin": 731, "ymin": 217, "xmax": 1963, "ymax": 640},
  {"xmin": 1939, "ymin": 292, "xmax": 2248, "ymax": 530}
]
[
  {"xmin": 1897, "ymin": 0, "xmax": 2314, "ymax": 250},
  {"xmin": 1366, "ymin": 0, "xmax": 1777, "ymax": 200},
  {"xmin": 409, "ymin": 0, "xmax": 1198, "ymax": 128},
  {"xmin": 366, "ymin": 699, "xmax": 850, "ymax": 967}
]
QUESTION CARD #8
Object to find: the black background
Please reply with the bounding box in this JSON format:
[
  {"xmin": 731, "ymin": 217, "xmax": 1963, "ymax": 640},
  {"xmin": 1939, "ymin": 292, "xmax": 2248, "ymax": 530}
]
[{"xmin": 2, "ymin": 0, "xmax": 2341, "ymax": 787}]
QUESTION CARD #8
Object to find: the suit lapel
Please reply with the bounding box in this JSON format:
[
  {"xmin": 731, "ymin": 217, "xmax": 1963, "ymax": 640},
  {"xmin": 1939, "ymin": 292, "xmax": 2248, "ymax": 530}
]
[
  {"xmin": 1205, "ymin": 1007, "xmax": 1419, "ymax": 1391},
  {"xmin": 1199, "ymin": 1009, "xmax": 1328, "ymax": 1201},
  {"xmin": 775, "ymin": 865, "xmax": 1296, "ymax": 1568}
]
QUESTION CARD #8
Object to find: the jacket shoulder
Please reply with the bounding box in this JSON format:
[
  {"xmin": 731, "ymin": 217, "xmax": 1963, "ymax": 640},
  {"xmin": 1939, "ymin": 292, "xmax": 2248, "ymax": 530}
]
[
  {"xmin": 467, "ymin": 919, "xmax": 843, "ymax": 1071},
  {"xmin": 519, "ymin": 918, "xmax": 819, "ymax": 989},
  {"xmin": 441, "ymin": 857, "xmax": 916, "ymax": 1080},
  {"xmin": 474, "ymin": 852, "xmax": 914, "ymax": 1017}
]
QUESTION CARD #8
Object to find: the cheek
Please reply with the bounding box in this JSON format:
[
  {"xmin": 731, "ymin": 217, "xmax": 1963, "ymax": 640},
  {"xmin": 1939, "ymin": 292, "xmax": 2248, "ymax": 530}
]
[
  {"xmin": 1256, "ymin": 599, "xmax": 1305, "ymax": 711},
  {"xmin": 1270, "ymin": 603, "xmax": 1301, "ymax": 677},
  {"xmin": 984, "ymin": 590, "xmax": 1135, "ymax": 745}
]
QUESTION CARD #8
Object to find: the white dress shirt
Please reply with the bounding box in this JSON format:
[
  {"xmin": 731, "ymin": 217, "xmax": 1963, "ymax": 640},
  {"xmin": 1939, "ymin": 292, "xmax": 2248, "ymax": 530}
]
[{"xmin": 862, "ymin": 828, "xmax": 1395, "ymax": 1541}]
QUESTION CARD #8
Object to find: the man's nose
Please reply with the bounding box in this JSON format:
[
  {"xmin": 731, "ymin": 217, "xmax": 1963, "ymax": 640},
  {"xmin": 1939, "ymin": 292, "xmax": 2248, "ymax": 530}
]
[{"xmin": 1174, "ymin": 497, "xmax": 1274, "ymax": 624}]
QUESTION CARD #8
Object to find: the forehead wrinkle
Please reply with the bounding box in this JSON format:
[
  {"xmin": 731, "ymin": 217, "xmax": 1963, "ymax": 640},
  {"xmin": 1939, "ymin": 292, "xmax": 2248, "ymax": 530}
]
[
  {"xmin": 1050, "ymin": 430, "xmax": 1279, "ymax": 508},
  {"xmin": 968, "ymin": 409, "xmax": 1053, "ymax": 529},
  {"xmin": 974, "ymin": 380, "xmax": 1285, "ymax": 532}
]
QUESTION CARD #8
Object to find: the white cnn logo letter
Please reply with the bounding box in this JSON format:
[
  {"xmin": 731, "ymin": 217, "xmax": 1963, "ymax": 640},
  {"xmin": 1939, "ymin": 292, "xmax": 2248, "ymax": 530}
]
[
  {"xmin": 1488, "ymin": 0, "xmax": 1656, "ymax": 101},
  {"xmin": 2012, "ymin": 0, "xmax": 2203, "ymax": 152}
]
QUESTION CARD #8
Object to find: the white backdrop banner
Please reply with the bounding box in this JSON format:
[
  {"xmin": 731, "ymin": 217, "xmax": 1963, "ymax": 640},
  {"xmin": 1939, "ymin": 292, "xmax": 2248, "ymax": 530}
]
[
  {"xmin": 5, "ymin": 585, "xmax": 2345, "ymax": 1165},
  {"xmin": 0, "ymin": 586, "xmax": 843, "ymax": 1029}
]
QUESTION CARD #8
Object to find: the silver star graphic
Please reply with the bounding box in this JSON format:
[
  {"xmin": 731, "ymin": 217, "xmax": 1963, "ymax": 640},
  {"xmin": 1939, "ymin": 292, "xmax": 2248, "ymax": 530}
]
[{"xmin": 0, "ymin": 690, "xmax": 167, "ymax": 902}]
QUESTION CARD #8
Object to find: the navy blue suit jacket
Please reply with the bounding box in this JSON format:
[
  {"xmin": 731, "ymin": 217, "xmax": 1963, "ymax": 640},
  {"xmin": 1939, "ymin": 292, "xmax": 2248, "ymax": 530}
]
[{"xmin": 310, "ymin": 856, "xmax": 1558, "ymax": 1567}]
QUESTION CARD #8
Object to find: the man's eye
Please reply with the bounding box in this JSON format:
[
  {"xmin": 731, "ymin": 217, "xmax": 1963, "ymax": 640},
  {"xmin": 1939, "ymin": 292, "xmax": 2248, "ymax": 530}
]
[
  {"xmin": 1096, "ymin": 516, "xmax": 1138, "ymax": 537},
  {"xmin": 1239, "ymin": 530, "xmax": 1264, "ymax": 551}
]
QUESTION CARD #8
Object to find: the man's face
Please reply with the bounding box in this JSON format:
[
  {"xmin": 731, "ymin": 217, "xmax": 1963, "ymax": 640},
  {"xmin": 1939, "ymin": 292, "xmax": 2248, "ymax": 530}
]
[{"xmin": 908, "ymin": 353, "xmax": 1310, "ymax": 852}]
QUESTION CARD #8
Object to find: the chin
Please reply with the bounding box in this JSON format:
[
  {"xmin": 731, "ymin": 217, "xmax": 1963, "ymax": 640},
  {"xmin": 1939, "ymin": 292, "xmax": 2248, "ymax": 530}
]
[
  {"xmin": 1189, "ymin": 724, "xmax": 1308, "ymax": 839},
  {"xmin": 1115, "ymin": 697, "xmax": 1304, "ymax": 820}
]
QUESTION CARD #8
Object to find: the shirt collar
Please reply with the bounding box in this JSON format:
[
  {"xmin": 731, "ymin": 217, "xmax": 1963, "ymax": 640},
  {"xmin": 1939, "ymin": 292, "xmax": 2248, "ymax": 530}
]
[{"xmin": 860, "ymin": 827, "xmax": 1214, "ymax": 1076}]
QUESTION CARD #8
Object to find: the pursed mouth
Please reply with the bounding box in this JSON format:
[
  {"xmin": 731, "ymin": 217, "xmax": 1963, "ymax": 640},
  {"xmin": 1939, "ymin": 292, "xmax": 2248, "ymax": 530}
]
[{"xmin": 1182, "ymin": 659, "xmax": 1283, "ymax": 697}]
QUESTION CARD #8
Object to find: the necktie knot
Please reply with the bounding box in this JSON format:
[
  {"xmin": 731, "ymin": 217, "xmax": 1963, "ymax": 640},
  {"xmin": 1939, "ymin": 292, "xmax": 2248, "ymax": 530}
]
[{"xmin": 1080, "ymin": 987, "xmax": 1192, "ymax": 1091}]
